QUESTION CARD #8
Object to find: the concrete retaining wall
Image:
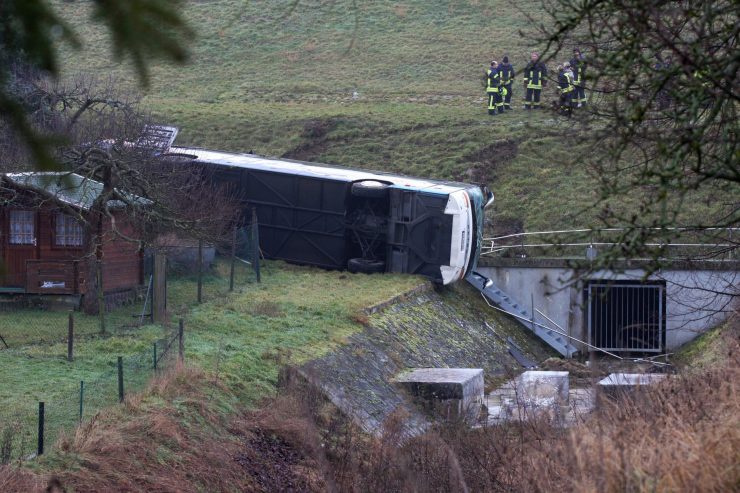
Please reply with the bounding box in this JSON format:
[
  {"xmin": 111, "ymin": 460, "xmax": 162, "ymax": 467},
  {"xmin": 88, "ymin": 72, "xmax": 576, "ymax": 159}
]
[
  {"xmin": 477, "ymin": 260, "xmax": 737, "ymax": 351},
  {"xmin": 298, "ymin": 282, "xmax": 555, "ymax": 436}
]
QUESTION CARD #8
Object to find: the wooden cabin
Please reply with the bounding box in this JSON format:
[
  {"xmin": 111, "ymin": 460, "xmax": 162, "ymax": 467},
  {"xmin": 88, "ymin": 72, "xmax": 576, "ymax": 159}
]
[{"xmin": 0, "ymin": 172, "xmax": 144, "ymax": 302}]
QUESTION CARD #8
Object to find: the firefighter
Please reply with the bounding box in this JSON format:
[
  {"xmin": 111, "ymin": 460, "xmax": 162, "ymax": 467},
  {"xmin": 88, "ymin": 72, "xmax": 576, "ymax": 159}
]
[
  {"xmin": 557, "ymin": 62, "xmax": 575, "ymax": 116},
  {"xmin": 570, "ymin": 48, "xmax": 586, "ymax": 107},
  {"xmin": 499, "ymin": 56, "xmax": 515, "ymax": 110},
  {"xmin": 485, "ymin": 60, "xmax": 504, "ymax": 115},
  {"xmin": 523, "ymin": 51, "xmax": 547, "ymax": 109}
]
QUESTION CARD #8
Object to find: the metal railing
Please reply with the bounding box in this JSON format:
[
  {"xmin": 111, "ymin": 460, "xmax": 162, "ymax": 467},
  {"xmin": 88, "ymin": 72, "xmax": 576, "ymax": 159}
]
[{"xmin": 481, "ymin": 227, "xmax": 739, "ymax": 260}]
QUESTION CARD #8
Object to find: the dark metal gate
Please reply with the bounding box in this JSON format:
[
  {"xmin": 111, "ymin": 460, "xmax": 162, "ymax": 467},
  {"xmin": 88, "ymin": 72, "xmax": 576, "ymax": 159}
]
[{"xmin": 587, "ymin": 281, "xmax": 665, "ymax": 353}]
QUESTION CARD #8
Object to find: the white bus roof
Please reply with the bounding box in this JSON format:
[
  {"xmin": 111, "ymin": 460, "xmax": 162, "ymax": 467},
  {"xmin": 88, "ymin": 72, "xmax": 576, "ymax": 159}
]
[{"xmin": 169, "ymin": 146, "xmax": 474, "ymax": 195}]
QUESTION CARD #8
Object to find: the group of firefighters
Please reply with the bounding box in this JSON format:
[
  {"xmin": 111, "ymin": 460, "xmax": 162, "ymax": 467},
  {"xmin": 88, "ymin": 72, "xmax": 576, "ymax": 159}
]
[{"xmin": 485, "ymin": 49, "xmax": 586, "ymax": 116}]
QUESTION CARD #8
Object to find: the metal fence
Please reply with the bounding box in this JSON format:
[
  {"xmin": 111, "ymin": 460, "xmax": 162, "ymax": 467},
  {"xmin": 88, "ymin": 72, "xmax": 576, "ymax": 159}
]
[
  {"xmin": 482, "ymin": 227, "xmax": 739, "ymax": 261},
  {"xmin": 0, "ymin": 224, "xmax": 261, "ymax": 463},
  {"xmin": 0, "ymin": 302, "xmax": 145, "ymax": 350},
  {"xmin": 587, "ymin": 282, "xmax": 665, "ymax": 353},
  {"xmin": 165, "ymin": 224, "xmax": 262, "ymax": 307},
  {"xmin": 0, "ymin": 322, "xmax": 183, "ymax": 463}
]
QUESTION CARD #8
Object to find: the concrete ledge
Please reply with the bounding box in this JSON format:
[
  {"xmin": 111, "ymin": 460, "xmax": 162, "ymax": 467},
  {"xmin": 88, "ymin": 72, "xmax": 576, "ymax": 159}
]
[
  {"xmin": 479, "ymin": 256, "xmax": 740, "ymax": 271},
  {"xmin": 597, "ymin": 373, "xmax": 668, "ymax": 399},
  {"xmin": 489, "ymin": 371, "xmax": 571, "ymax": 424},
  {"xmin": 362, "ymin": 282, "xmax": 433, "ymax": 316}
]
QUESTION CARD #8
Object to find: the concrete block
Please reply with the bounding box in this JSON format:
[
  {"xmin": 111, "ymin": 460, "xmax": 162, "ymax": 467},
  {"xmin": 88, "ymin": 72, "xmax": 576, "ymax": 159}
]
[
  {"xmin": 515, "ymin": 370, "xmax": 570, "ymax": 404},
  {"xmin": 396, "ymin": 368, "xmax": 484, "ymax": 423},
  {"xmin": 496, "ymin": 371, "xmax": 570, "ymax": 421},
  {"xmin": 597, "ymin": 373, "xmax": 667, "ymax": 399}
]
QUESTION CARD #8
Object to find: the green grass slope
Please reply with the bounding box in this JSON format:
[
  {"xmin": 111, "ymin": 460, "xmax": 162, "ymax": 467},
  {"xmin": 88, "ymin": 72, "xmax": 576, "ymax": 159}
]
[
  {"xmin": 52, "ymin": 0, "xmax": 719, "ymax": 233},
  {"xmin": 0, "ymin": 260, "xmax": 423, "ymax": 459},
  {"xmin": 52, "ymin": 0, "xmax": 603, "ymax": 233}
]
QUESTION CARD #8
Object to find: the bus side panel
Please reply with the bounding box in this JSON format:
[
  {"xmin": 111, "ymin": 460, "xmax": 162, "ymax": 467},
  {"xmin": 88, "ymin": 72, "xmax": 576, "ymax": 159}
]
[{"xmin": 239, "ymin": 169, "xmax": 349, "ymax": 269}]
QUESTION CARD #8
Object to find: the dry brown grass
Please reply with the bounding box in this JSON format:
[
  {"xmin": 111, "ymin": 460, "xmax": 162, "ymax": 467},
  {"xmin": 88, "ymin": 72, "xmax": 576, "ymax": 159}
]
[
  {"xmin": 0, "ymin": 466, "xmax": 45, "ymax": 492},
  {"xmin": 49, "ymin": 367, "xmax": 253, "ymax": 492},
  {"xmin": 250, "ymin": 300, "xmax": 284, "ymax": 318},
  {"xmin": 254, "ymin": 323, "xmax": 740, "ymax": 492},
  {"xmin": 0, "ymin": 367, "xmax": 257, "ymax": 492},
  {"xmin": 2, "ymin": 324, "xmax": 737, "ymax": 492}
]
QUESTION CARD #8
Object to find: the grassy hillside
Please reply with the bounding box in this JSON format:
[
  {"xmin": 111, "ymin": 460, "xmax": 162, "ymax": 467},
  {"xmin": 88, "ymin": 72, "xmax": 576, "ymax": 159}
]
[
  {"xmin": 51, "ymin": 0, "xmax": 607, "ymax": 233},
  {"xmin": 52, "ymin": 0, "xmax": 720, "ymax": 234}
]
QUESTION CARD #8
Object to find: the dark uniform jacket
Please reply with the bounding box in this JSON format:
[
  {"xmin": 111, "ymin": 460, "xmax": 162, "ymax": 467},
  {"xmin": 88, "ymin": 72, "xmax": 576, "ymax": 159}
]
[
  {"xmin": 486, "ymin": 67, "xmax": 501, "ymax": 92},
  {"xmin": 558, "ymin": 69, "xmax": 574, "ymax": 92},
  {"xmin": 523, "ymin": 61, "xmax": 548, "ymax": 88},
  {"xmin": 569, "ymin": 56, "xmax": 585, "ymax": 85},
  {"xmin": 499, "ymin": 63, "xmax": 515, "ymax": 85}
]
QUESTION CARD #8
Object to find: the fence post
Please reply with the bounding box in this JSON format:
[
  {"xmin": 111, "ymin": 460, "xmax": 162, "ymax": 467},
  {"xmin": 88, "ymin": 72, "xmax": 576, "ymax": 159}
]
[
  {"xmin": 67, "ymin": 312, "xmax": 74, "ymax": 362},
  {"xmin": 153, "ymin": 342, "xmax": 158, "ymax": 370},
  {"xmin": 229, "ymin": 226, "xmax": 237, "ymax": 292},
  {"xmin": 197, "ymin": 239, "xmax": 203, "ymax": 303},
  {"xmin": 79, "ymin": 381, "xmax": 84, "ymax": 423},
  {"xmin": 37, "ymin": 402, "xmax": 44, "ymax": 456},
  {"xmin": 531, "ymin": 293, "xmax": 536, "ymax": 335},
  {"xmin": 152, "ymin": 252, "xmax": 167, "ymax": 324},
  {"xmin": 252, "ymin": 208, "xmax": 261, "ymax": 283},
  {"xmin": 117, "ymin": 356, "xmax": 124, "ymax": 403},
  {"xmin": 178, "ymin": 319, "xmax": 184, "ymax": 363}
]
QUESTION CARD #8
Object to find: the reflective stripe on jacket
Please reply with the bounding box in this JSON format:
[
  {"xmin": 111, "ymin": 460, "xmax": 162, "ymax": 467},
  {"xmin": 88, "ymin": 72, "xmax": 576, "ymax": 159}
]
[
  {"xmin": 558, "ymin": 70, "xmax": 574, "ymax": 93},
  {"xmin": 523, "ymin": 62, "xmax": 547, "ymax": 89},
  {"xmin": 486, "ymin": 69, "xmax": 500, "ymax": 93},
  {"xmin": 499, "ymin": 63, "xmax": 515, "ymax": 85}
]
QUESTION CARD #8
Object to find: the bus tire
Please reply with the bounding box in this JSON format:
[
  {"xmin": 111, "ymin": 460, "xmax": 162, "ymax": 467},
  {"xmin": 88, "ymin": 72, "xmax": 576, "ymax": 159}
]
[
  {"xmin": 347, "ymin": 258, "xmax": 385, "ymax": 274},
  {"xmin": 352, "ymin": 181, "xmax": 389, "ymax": 199}
]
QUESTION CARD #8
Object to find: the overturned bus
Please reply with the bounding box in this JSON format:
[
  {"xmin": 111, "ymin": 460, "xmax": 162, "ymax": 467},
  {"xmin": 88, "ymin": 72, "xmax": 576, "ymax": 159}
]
[{"xmin": 168, "ymin": 147, "xmax": 493, "ymax": 285}]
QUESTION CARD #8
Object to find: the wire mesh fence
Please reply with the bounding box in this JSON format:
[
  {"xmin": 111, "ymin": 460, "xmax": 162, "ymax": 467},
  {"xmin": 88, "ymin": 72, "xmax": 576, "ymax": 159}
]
[
  {"xmin": 0, "ymin": 323, "xmax": 182, "ymax": 463},
  {"xmin": 0, "ymin": 302, "xmax": 144, "ymax": 350},
  {"xmin": 165, "ymin": 224, "xmax": 262, "ymax": 308},
  {"xmin": 0, "ymin": 224, "xmax": 258, "ymax": 464}
]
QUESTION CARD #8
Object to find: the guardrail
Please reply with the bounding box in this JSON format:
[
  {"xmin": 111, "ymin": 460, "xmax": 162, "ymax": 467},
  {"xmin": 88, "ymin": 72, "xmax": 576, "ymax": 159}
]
[{"xmin": 481, "ymin": 227, "xmax": 739, "ymax": 260}]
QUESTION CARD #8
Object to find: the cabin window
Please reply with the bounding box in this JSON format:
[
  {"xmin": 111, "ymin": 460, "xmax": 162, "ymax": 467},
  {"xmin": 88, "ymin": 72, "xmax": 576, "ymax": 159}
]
[
  {"xmin": 55, "ymin": 213, "xmax": 84, "ymax": 247},
  {"xmin": 9, "ymin": 210, "xmax": 35, "ymax": 245}
]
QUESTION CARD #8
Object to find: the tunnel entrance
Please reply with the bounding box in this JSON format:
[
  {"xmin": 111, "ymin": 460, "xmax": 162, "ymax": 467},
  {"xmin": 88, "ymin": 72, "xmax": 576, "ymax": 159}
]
[{"xmin": 586, "ymin": 281, "xmax": 666, "ymax": 353}]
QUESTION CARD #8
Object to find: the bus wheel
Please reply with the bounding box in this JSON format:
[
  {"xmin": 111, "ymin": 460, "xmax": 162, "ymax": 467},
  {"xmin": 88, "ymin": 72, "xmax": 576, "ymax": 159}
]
[
  {"xmin": 347, "ymin": 258, "xmax": 385, "ymax": 274},
  {"xmin": 352, "ymin": 181, "xmax": 389, "ymax": 199}
]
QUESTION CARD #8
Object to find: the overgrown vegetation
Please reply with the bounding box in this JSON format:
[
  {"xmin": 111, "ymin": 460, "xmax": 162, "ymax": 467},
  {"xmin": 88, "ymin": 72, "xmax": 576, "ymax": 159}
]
[
  {"xmin": 201, "ymin": 317, "xmax": 740, "ymax": 492},
  {"xmin": 11, "ymin": 325, "xmax": 732, "ymax": 492}
]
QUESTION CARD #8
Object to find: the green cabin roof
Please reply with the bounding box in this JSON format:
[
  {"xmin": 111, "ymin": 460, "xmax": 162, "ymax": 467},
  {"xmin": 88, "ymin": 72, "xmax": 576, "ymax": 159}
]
[{"xmin": 2, "ymin": 172, "xmax": 148, "ymax": 210}]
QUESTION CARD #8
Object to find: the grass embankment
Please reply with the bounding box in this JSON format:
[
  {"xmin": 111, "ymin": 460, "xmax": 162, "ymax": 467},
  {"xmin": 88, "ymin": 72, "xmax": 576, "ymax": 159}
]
[
  {"xmin": 24, "ymin": 315, "xmax": 733, "ymax": 493},
  {"xmin": 0, "ymin": 260, "xmax": 423, "ymax": 464},
  {"xmin": 672, "ymin": 315, "xmax": 739, "ymax": 370},
  {"xmin": 3, "ymin": 368, "xmax": 269, "ymax": 492},
  {"xmin": 0, "ymin": 305, "xmax": 172, "ymax": 458},
  {"xmin": 179, "ymin": 260, "xmax": 424, "ymax": 403}
]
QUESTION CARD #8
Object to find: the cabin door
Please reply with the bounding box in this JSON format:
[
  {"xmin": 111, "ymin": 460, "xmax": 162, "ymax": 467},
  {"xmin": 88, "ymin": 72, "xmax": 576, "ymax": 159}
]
[{"xmin": 3, "ymin": 210, "xmax": 38, "ymax": 288}]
